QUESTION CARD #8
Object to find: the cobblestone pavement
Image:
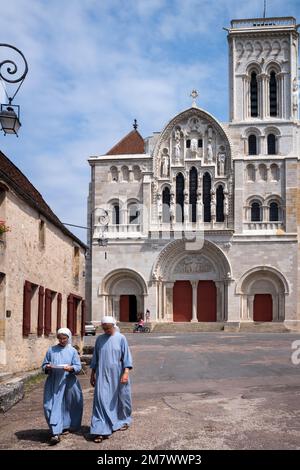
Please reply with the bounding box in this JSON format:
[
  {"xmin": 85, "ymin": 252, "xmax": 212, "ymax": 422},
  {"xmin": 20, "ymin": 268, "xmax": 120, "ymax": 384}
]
[{"xmin": 0, "ymin": 332, "xmax": 300, "ymax": 450}]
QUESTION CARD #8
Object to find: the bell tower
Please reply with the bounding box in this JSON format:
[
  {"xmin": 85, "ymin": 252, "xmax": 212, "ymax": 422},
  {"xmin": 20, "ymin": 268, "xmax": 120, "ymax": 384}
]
[{"xmin": 228, "ymin": 17, "xmax": 299, "ymax": 122}]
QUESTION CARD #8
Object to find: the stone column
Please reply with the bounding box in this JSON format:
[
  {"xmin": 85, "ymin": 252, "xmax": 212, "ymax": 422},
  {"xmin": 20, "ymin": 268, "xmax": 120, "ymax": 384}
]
[
  {"xmin": 226, "ymin": 279, "xmax": 240, "ymax": 324},
  {"xmin": 248, "ymin": 295, "xmax": 254, "ymax": 321},
  {"xmin": 215, "ymin": 281, "xmax": 224, "ymax": 322},
  {"xmin": 164, "ymin": 282, "xmax": 174, "ymax": 322},
  {"xmin": 142, "ymin": 173, "xmax": 152, "ymax": 236},
  {"xmin": 278, "ymin": 293, "xmax": 285, "ymax": 321},
  {"xmin": 190, "ymin": 281, "xmax": 198, "ymax": 322}
]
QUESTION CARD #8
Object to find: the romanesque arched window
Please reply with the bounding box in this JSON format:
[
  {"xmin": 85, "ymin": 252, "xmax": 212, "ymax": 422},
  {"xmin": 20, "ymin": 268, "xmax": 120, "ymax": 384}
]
[
  {"xmin": 267, "ymin": 134, "xmax": 276, "ymax": 155},
  {"xmin": 248, "ymin": 134, "xmax": 257, "ymax": 155},
  {"xmin": 176, "ymin": 173, "xmax": 184, "ymax": 223},
  {"xmin": 269, "ymin": 202, "xmax": 279, "ymax": 221},
  {"xmin": 112, "ymin": 204, "xmax": 120, "ymax": 225},
  {"xmin": 203, "ymin": 172, "xmax": 211, "ymax": 222},
  {"xmin": 251, "ymin": 201, "xmax": 262, "ymax": 222},
  {"xmin": 110, "ymin": 166, "xmax": 118, "ymax": 182},
  {"xmin": 216, "ymin": 185, "xmax": 224, "ymax": 222},
  {"xmin": 162, "ymin": 187, "xmax": 171, "ymax": 223},
  {"xmin": 250, "ymin": 72, "xmax": 258, "ymax": 117},
  {"xmin": 128, "ymin": 203, "xmax": 139, "ymax": 224},
  {"xmin": 269, "ymin": 71, "xmax": 277, "ymax": 117},
  {"xmin": 189, "ymin": 167, "xmax": 198, "ymax": 223},
  {"xmin": 270, "ymin": 163, "xmax": 280, "ymax": 181}
]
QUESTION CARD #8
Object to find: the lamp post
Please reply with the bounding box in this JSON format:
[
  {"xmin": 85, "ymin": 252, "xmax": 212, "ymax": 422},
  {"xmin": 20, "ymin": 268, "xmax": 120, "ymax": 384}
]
[
  {"xmin": 0, "ymin": 43, "xmax": 28, "ymax": 136},
  {"xmin": 93, "ymin": 208, "xmax": 109, "ymax": 247}
]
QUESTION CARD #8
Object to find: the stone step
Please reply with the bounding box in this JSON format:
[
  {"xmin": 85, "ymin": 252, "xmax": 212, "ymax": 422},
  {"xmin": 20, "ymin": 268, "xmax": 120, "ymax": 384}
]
[
  {"xmin": 239, "ymin": 322, "xmax": 289, "ymax": 333},
  {"xmin": 152, "ymin": 322, "xmax": 225, "ymax": 333}
]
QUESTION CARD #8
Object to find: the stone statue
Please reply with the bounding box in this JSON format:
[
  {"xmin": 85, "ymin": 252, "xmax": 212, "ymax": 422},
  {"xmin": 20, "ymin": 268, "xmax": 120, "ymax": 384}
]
[
  {"xmin": 293, "ymin": 78, "xmax": 299, "ymax": 114},
  {"xmin": 218, "ymin": 152, "xmax": 226, "ymax": 175},
  {"xmin": 157, "ymin": 193, "xmax": 162, "ymax": 220},
  {"xmin": 174, "ymin": 129, "xmax": 181, "ymax": 160},
  {"xmin": 161, "ymin": 153, "xmax": 169, "ymax": 177},
  {"xmin": 224, "ymin": 195, "xmax": 229, "ymax": 216},
  {"xmin": 210, "ymin": 189, "xmax": 216, "ymax": 217},
  {"xmin": 207, "ymin": 138, "xmax": 213, "ymax": 163},
  {"xmin": 191, "ymin": 138, "xmax": 198, "ymax": 153}
]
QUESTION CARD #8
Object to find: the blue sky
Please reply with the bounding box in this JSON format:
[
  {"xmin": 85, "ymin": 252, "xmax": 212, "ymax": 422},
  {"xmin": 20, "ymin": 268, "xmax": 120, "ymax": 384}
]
[{"xmin": 0, "ymin": 0, "xmax": 299, "ymax": 241}]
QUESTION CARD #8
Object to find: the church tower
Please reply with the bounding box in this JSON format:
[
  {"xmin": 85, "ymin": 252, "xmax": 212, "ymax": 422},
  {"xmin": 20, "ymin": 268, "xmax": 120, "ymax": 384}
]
[{"xmin": 228, "ymin": 17, "xmax": 299, "ymax": 122}]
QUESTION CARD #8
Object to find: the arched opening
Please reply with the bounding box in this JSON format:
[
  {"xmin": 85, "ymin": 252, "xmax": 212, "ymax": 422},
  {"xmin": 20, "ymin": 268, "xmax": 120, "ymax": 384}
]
[
  {"xmin": 250, "ymin": 72, "xmax": 258, "ymax": 117},
  {"xmin": 189, "ymin": 167, "xmax": 198, "ymax": 223},
  {"xmin": 162, "ymin": 187, "xmax": 171, "ymax": 223},
  {"xmin": 251, "ymin": 201, "xmax": 262, "ymax": 221},
  {"xmin": 112, "ymin": 204, "xmax": 120, "ymax": 225},
  {"xmin": 269, "ymin": 202, "xmax": 279, "ymax": 221},
  {"xmin": 248, "ymin": 134, "xmax": 257, "ymax": 155},
  {"xmin": 269, "ymin": 71, "xmax": 277, "ymax": 117},
  {"xmin": 128, "ymin": 203, "xmax": 140, "ymax": 224},
  {"xmin": 267, "ymin": 134, "xmax": 276, "ymax": 155},
  {"xmin": 102, "ymin": 269, "xmax": 147, "ymax": 322},
  {"xmin": 176, "ymin": 173, "xmax": 184, "ymax": 223},
  {"xmin": 246, "ymin": 164, "xmax": 255, "ymax": 182},
  {"xmin": 203, "ymin": 172, "xmax": 211, "ymax": 222},
  {"xmin": 270, "ymin": 164, "xmax": 279, "ymax": 181},
  {"xmin": 216, "ymin": 185, "xmax": 224, "ymax": 222}
]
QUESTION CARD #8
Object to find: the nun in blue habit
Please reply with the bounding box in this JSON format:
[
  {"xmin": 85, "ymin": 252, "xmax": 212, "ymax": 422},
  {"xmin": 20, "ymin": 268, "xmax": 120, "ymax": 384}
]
[
  {"xmin": 90, "ymin": 316, "xmax": 133, "ymax": 443},
  {"xmin": 42, "ymin": 327, "xmax": 83, "ymax": 445}
]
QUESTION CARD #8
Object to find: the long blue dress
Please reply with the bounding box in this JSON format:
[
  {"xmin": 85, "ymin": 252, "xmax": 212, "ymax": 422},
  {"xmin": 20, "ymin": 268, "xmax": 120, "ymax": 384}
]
[
  {"xmin": 90, "ymin": 331, "xmax": 133, "ymax": 436},
  {"xmin": 42, "ymin": 344, "xmax": 83, "ymax": 436}
]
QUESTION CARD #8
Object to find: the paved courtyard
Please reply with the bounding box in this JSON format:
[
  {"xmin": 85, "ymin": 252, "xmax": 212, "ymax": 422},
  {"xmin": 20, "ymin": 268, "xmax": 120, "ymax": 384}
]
[{"xmin": 0, "ymin": 332, "xmax": 300, "ymax": 450}]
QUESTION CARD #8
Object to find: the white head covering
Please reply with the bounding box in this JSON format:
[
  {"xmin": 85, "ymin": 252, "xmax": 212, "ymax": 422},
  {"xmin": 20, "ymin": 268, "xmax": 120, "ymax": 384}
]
[
  {"xmin": 101, "ymin": 316, "xmax": 116, "ymax": 325},
  {"xmin": 57, "ymin": 327, "xmax": 72, "ymax": 345}
]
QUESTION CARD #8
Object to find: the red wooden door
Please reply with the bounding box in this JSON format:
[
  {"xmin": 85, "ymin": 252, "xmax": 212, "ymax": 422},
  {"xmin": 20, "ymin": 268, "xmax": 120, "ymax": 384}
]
[
  {"xmin": 253, "ymin": 294, "xmax": 272, "ymax": 322},
  {"xmin": 197, "ymin": 281, "xmax": 216, "ymax": 322},
  {"xmin": 120, "ymin": 295, "xmax": 130, "ymax": 322},
  {"xmin": 173, "ymin": 281, "xmax": 192, "ymax": 322}
]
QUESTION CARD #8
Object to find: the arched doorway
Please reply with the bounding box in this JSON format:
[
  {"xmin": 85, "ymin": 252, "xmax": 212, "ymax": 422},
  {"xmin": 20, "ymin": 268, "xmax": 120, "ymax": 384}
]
[
  {"xmin": 197, "ymin": 281, "xmax": 216, "ymax": 322},
  {"xmin": 236, "ymin": 267, "xmax": 288, "ymax": 322},
  {"xmin": 173, "ymin": 281, "xmax": 192, "ymax": 322},
  {"xmin": 100, "ymin": 269, "xmax": 147, "ymax": 322}
]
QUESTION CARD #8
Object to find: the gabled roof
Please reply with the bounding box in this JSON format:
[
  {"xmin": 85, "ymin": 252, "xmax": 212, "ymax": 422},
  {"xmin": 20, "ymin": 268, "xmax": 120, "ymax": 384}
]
[
  {"xmin": 0, "ymin": 150, "xmax": 86, "ymax": 249},
  {"xmin": 106, "ymin": 129, "xmax": 145, "ymax": 155}
]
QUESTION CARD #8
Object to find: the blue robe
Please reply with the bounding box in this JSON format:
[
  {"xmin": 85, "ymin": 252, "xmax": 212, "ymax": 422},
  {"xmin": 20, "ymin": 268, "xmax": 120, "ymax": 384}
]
[
  {"xmin": 90, "ymin": 331, "xmax": 133, "ymax": 436},
  {"xmin": 42, "ymin": 344, "xmax": 83, "ymax": 435}
]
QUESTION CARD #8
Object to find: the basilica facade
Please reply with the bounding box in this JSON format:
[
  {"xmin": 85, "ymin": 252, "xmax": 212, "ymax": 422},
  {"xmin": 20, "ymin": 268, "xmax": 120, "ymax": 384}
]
[{"xmin": 87, "ymin": 16, "xmax": 300, "ymax": 329}]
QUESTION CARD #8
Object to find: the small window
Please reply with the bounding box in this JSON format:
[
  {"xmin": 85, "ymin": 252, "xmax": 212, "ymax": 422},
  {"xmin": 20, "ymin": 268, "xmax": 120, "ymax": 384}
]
[
  {"xmin": 112, "ymin": 205, "xmax": 120, "ymax": 225},
  {"xmin": 186, "ymin": 139, "xmax": 191, "ymax": 149},
  {"xmin": 267, "ymin": 134, "xmax": 276, "ymax": 155},
  {"xmin": 269, "ymin": 71, "xmax": 277, "ymax": 117},
  {"xmin": 39, "ymin": 220, "xmax": 45, "ymax": 248},
  {"xmin": 269, "ymin": 202, "xmax": 279, "ymax": 221},
  {"xmin": 250, "ymin": 72, "xmax": 258, "ymax": 117},
  {"xmin": 251, "ymin": 202, "xmax": 261, "ymax": 221},
  {"xmin": 248, "ymin": 135, "xmax": 257, "ymax": 155},
  {"xmin": 198, "ymin": 139, "xmax": 203, "ymax": 148}
]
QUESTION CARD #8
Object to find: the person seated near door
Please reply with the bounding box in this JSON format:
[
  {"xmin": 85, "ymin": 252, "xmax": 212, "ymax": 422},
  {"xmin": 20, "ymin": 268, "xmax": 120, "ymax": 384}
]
[{"xmin": 136, "ymin": 317, "xmax": 144, "ymax": 332}]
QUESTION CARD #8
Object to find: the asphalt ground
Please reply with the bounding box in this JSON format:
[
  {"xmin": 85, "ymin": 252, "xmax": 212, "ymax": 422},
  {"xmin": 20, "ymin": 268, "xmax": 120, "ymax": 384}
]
[{"xmin": 0, "ymin": 332, "xmax": 300, "ymax": 450}]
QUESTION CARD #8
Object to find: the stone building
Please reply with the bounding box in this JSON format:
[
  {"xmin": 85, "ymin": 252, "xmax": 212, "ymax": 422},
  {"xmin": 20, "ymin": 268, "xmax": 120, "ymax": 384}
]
[
  {"xmin": 0, "ymin": 151, "xmax": 86, "ymax": 374},
  {"xmin": 87, "ymin": 16, "xmax": 300, "ymax": 329}
]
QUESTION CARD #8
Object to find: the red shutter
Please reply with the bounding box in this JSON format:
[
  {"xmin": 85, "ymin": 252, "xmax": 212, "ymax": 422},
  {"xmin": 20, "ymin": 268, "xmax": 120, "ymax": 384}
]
[
  {"xmin": 44, "ymin": 289, "xmax": 52, "ymax": 336},
  {"xmin": 23, "ymin": 281, "xmax": 32, "ymax": 336},
  {"xmin": 37, "ymin": 286, "xmax": 44, "ymax": 336},
  {"xmin": 81, "ymin": 300, "xmax": 86, "ymax": 337},
  {"xmin": 67, "ymin": 294, "xmax": 74, "ymax": 334},
  {"xmin": 57, "ymin": 293, "xmax": 62, "ymax": 330}
]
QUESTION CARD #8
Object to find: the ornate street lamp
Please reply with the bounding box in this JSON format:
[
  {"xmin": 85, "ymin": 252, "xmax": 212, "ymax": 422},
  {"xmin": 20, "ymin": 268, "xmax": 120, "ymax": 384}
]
[
  {"xmin": 96, "ymin": 209, "xmax": 109, "ymax": 247},
  {"xmin": 0, "ymin": 44, "xmax": 28, "ymax": 136}
]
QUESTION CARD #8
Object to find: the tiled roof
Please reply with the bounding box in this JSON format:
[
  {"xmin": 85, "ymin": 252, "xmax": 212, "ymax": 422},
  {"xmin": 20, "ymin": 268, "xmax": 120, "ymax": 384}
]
[
  {"xmin": 106, "ymin": 130, "xmax": 145, "ymax": 155},
  {"xmin": 0, "ymin": 150, "xmax": 86, "ymax": 249}
]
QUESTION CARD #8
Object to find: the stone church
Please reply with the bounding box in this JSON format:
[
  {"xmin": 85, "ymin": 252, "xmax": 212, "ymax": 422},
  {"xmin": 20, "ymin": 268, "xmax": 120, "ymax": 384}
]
[{"xmin": 87, "ymin": 16, "xmax": 300, "ymax": 329}]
